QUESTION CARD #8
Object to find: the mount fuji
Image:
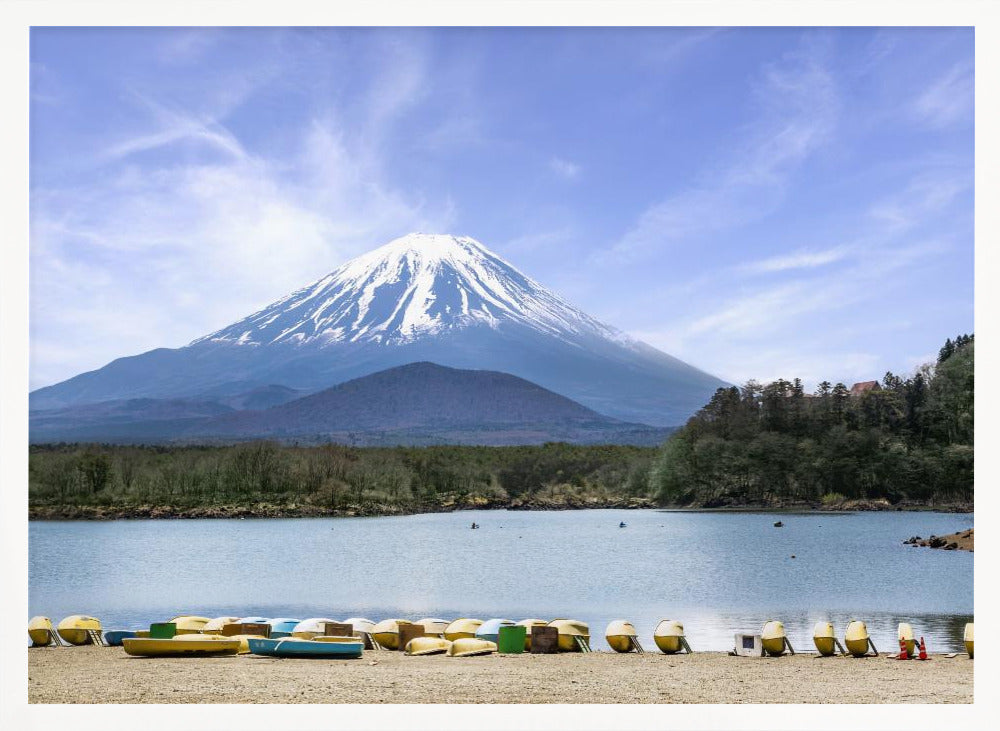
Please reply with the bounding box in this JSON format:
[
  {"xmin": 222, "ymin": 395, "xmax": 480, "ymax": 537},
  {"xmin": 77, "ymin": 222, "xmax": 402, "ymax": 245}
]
[{"xmin": 30, "ymin": 233, "xmax": 726, "ymax": 427}]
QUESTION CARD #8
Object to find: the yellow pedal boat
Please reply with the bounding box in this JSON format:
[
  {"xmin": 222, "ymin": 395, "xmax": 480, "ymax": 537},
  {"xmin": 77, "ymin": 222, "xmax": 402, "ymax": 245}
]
[
  {"xmin": 371, "ymin": 618, "xmax": 411, "ymax": 650},
  {"xmin": 812, "ymin": 621, "xmax": 837, "ymax": 656},
  {"xmin": 653, "ymin": 620, "xmax": 686, "ymax": 654},
  {"xmin": 516, "ymin": 619, "xmax": 548, "ymax": 650},
  {"xmin": 291, "ymin": 618, "xmax": 339, "ymax": 639},
  {"xmin": 416, "ymin": 618, "xmax": 450, "ymax": 637},
  {"xmin": 57, "ymin": 615, "xmax": 102, "ymax": 645},
  {"xmin": 444, "ymin": 618, "xmax": 483, "ymax": 641},
  {"xmin": 342, "ymin": 617, "xmax": 376, "ymax": 637},
  {"xmin": 605, "ymin": 620, "xmax": 639, "ymax": 653},
  {"xmin": 761, "ymin": 620, "xmax": 788, "ymax": 656},
  {"xmin": 202, "ymin": 616, "xmax": 242, "ymax": 634},
  {"xmin": 29, "ymin": 616, "xmax": 56, "ymax": 646},
  {"xmin": 123, "ymin": 634, "xmax": 241, "ymax": 657},
  {"xmin": 447, "ymin": 638, "xmax": 497, "ymax": 657},
  {"xmin": 228, "ymin": 634, "xmax": 268, "ymax": 654},
  {"xmin": 964, "ymin": 622, "xmax": 973, "ymax": 658},
  {"xmin": 845, "ymin": 620, "xmax": 874, "ymax": 657},
  {"xmin": 167, "ymin": 616, "xmax": 213, "ymax": 634},
  {"xmin": 405, "ymin": 637, "xmax": 452, "ymax": 655},
  {"xmin": 547, "ymin": 619, "xmax": 590, "ymax": 652},
  {"xmin": 897, "ymin": 622, "xmax": 916, "ymax": 656}
]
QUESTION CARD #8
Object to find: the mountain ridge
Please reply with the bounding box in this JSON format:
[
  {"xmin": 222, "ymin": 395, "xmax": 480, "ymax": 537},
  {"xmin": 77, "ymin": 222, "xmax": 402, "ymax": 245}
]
[
  {"xmin": 30, "ymin": 362, "xmax": 675, "ymax": 446},
  {"xmin": 30, "ymin": 233, "xmax": 728, "ymax": 426}
]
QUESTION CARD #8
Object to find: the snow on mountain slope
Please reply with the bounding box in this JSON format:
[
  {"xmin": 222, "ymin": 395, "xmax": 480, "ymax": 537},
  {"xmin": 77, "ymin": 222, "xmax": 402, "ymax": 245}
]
[
  {"xmin": 193, "ymin": 233, "xmax": 632, "ymax": 348},
  {"xmin": 31, "ymin": 232, "xmax": 728, "ymax": 425}
]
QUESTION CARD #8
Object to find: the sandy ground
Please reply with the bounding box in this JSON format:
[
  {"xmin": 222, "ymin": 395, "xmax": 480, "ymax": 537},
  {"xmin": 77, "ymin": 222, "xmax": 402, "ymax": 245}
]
[{"xmin": 28, "ymin": 646, "xmax": 972, "ymax": 704}]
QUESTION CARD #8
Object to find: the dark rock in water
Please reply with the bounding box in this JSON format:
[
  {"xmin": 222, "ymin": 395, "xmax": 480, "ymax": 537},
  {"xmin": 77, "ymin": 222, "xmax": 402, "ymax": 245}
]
[
  {"xmin": 773, "ymin": 521, "xmax": 783, "ymax": 527},
  {"xmin": 928, "ymin": 536, "xmax": 947, "ymax": 548}
]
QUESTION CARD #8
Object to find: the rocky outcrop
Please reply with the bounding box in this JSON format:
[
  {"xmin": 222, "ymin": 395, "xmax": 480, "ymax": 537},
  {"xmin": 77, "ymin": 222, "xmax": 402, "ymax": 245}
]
[{"xmin": 903, "ymin": 528, "xmax": 973, "ymax": 552}]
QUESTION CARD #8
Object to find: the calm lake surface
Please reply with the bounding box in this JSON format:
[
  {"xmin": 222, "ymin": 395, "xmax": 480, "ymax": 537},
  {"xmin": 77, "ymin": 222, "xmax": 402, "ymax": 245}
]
[{"xmin": 29, "ymin": 509, "xmax": 973, "ymax": 652}]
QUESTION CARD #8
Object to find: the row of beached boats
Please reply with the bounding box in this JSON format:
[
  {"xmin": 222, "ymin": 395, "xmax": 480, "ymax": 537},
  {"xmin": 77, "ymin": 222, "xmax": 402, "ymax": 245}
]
[
  {"xmin": 28, "ymin": 614, "xmax": 975, "ymax": 660},
  {"xmin": 758, "ymin": 619, "xmax": 974, "ymax": 659}
]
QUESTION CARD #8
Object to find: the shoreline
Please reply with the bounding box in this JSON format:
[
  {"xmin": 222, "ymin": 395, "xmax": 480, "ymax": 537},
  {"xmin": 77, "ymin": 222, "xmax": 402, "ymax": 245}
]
[
  {"xmin": 28, "ymin": 646, "xmax": 973, "ymax": 704},
  {"xmin": 28, "ymin": 498, "xmax": 972, "ymax": 521},
  {"xmin": 904, "ymin": 528, "xmax": 974, "ymax": 552}
]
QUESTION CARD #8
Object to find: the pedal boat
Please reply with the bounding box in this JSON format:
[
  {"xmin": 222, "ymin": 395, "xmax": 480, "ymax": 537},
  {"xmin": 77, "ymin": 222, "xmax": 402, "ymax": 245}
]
[
  {"xmin": 547, "ymin": 619, "xmax": 590, "ymax": 652},
  {"xmin": 291, "ymin": 617, "xmax": 339, "ymax": 639},
  {"xmin": 57, "ymin": 615, "xmax": 102, "ymax": 645},
  {"xmin": 167, "ymin": 615, "xmax": 213, "ymax": 634},
  {"xmin": 202, "ymin": 616, "xmax": 242, "ymax": 633},
  {"xmin": 761, "ymin": 620, "xmax": 788, "ymax": 656},
  {"xmin": 28, "ymin": 616, "xmax": 55, "ymax": 646},
  {"xmin": 516, "ymin": 619, "xmax": 548, "ymax": 650},
  {"xmin": 605, "ymin": 620, "xmax": 639, "ymax": 653},
  {"xmin": 845, "ymin": 620, "xmax": 873, "ymax": 657},
  {"xmin": 813, "ymin": 621, "xmax": 837, "ymax": 656},
  {"xmin": 443, "ymin": 618, "xmax": 483, "ymax": 641},
  {"xmin": 405, "ymin": 637, "xmax": 452, "ymax": 656},
  {"xmin": 267, "ymin": 618, "xmax": 302, "ymax": 638},
  {"xmin": 247, "ymin": 637, "xmax": 363, "ymax": 659},
  {"xmin": 476, "ymin": 618, "xmax": 516, "ymax": 644},
  {"xmin": 416, "ymin": 618, "xmax": 450, "ymax": 637},
  {"xmin": 343, "ymin": 617, "xmax": 376, "ymax": 637},
  {"xmin": 964, "ymin": 622, "xmax": 974, "ymax": 658},
  {"xmin": 653, "ymin": 620, "xmax": 686, "ymax": 654},
  {"xmin": 103, "ymin": 630, "xmax": 138, "ymax": 647},
  {"xmin": 123, "ymin": 634, "xmax": 241, "ymax": 657},
  {"xmin": 898, "ymin": 622, "xmax": 916, "ymax": 656},
  {"xmin": 446, "ymin": 638, "xmax": 497, "ymax": 657},
  {"xmin": 371, "ymin": 618, "xmax": 412, "ymax": 650}
]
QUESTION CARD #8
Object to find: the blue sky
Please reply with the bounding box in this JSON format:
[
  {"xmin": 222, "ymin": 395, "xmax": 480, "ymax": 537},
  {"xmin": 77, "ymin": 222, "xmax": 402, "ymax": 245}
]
[{"xmin": 29, "ymin": 27, "xmax": 973, "ymax": 391}]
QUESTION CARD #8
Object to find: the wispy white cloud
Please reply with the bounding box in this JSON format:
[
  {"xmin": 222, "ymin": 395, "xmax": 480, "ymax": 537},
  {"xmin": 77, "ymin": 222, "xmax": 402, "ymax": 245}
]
[
  {"xmin": 600, "ymin": 40, "xmax": 839, "ymax": 264},
  {"xmin": 740, "ymin": 245, "xmax": 850, "ymax": 274},
  {"xmin": 548, "ymin": 157, "xmax": 581, "ymax": 180},
  {"xmin": 30, "ymin": 85, "xmax": 456, "ymax": 389},
  {"xmin": 102, "ymin": 99, "xmax": 249, "ymax": 162},
  {"xmin": 911, "ymin": 62, "xmax": 974, "ymax": 129},
  {"xmin": 157, "ymin": 28, "xmax": 221, "ymax": 65},
  {"xmin": 868, "ymin": 168, "xmax": 971, "ymax": 233}
]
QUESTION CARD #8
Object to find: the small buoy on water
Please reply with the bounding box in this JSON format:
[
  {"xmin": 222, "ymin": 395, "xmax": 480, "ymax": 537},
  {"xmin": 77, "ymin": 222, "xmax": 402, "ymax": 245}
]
[
  {"xmin": 791, "ymin": 555, "xmax": 796, "ymax": 559},
  {"xmin": 774, "ymin": 521, "xmax": 784, "ymax": 527}
]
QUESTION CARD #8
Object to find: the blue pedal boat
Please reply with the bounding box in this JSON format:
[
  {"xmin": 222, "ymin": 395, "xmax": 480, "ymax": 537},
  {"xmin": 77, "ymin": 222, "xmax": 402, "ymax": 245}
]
[
  {"xmin": 267, "ymin": 618, "xmax": 301, "ymax": 637},
  {"xmin": 475, "ymin": 618, "xmax": 516, "ymax": 644},
  {"xmin": 103, "ymin": 630, "xmax": 138, "ymax": 646},
  {"xmin": 248, "ymin": 637, "xmax": 364, "ymax": 659}
]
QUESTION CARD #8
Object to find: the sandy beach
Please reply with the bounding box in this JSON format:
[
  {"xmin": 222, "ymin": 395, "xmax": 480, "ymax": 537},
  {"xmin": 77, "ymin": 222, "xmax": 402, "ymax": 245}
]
[{"xmin": 28, "ymin": 646, "xmax": 972, "ymax": 704}]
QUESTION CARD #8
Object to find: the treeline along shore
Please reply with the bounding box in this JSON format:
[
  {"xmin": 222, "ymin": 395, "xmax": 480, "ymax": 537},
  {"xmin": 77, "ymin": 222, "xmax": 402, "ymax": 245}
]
[{"xmin": 29, "ymin": 335, "xmax": 973, "ymax": 519}]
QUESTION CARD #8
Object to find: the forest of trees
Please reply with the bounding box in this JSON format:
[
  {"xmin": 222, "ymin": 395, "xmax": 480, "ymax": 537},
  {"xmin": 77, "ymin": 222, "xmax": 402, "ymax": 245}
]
[
  {"xmin": 28, "ymin": 442, "xmax": 655, "ymax": 515},
  {"xmin": 650, "ymin": 334, "xmax": 974, "ymax": 507},
  {"xmin": 28, "ymin": 335, "xmax": 973, "ymax": 516}
]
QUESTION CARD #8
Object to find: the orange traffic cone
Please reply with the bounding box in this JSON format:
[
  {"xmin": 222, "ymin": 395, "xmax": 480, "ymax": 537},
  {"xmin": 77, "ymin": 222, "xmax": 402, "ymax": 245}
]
[
  {"xmin": 897, "ymin": 637, "xmax": 908, "ymax": 660},
  {"xmin": 918, "ymin": 636, "xmax": 928, "ymax": 661}
]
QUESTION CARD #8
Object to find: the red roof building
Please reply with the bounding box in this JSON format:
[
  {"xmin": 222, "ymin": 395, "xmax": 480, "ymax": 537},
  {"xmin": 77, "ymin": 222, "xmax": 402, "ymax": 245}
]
[{"xmin": 849, "ymin": 380, "xmax": 880, "ymax": 397}]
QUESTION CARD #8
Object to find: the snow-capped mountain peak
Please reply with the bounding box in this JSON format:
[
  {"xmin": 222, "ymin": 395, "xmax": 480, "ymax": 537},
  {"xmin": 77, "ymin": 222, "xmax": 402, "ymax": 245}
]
[{"xmin": 194, "ymin": 233, "xmax": 628, "ymax": 347}]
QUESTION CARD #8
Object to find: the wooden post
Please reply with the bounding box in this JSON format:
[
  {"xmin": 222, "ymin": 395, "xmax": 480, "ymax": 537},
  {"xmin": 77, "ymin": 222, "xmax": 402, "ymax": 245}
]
[
  {"xmin": 529, "ymin": 626, "xmax": 560, "ymax": 654},
  {"xmin": 241, "ymin": 622, "xmax": 271, "ymax": 638},
  {"xmin": 397, "ymin": 623, "xmax": 427, "ymax": 651}
]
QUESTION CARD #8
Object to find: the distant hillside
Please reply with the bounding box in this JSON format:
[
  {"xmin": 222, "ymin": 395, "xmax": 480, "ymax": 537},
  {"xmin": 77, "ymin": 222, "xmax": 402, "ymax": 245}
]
[
  {"xmin": 30, "ymin": 362, "xmax": 673, "ymax": 446},
  {"xmin": 189, "ymin": 362, "xmax": 673, "ymax": 446}
]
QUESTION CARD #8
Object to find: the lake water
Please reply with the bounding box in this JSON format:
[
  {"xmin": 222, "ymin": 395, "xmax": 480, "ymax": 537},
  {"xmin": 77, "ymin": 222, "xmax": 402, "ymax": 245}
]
[{"xmin": 29, "ymin": 509, "xmax": 974, "ymax": 652}]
